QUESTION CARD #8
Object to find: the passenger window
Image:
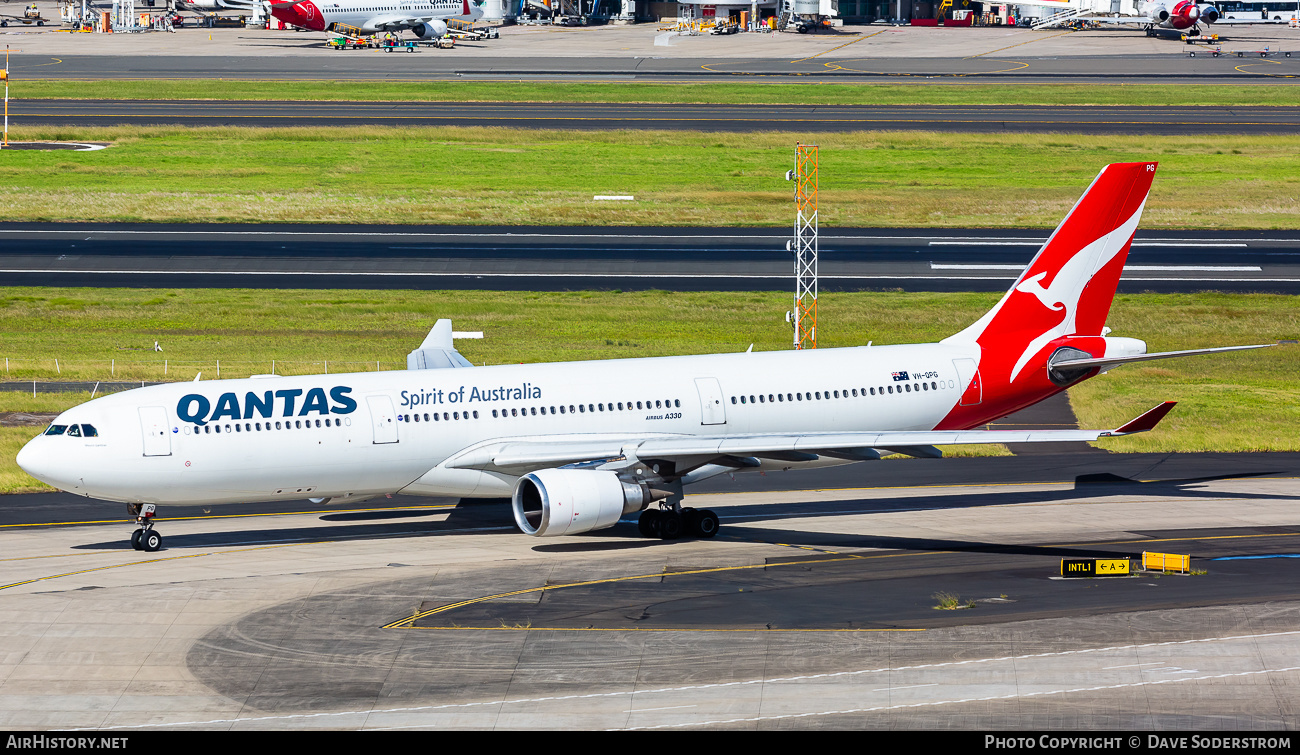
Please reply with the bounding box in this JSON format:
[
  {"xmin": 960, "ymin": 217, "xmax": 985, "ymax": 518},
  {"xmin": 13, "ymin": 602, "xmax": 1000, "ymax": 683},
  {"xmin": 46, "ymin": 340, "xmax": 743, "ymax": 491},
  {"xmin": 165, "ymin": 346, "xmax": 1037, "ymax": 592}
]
[
  {"xmin": 674, "ymin": 399, "xmax": 680, "ymax": 408},
  {"xmin": 815, "ymin": 392, "xmax": 821, "ymax": 400},
  {"xmin": 787, "ymin": 393, "xmax": 793, "ymax": 402},
  {"xmin": 740, "ymin": 396, "xmax": 746, "ymax": 404},
  {"xmin": 748, "ymin": 396, "xmax": 755, "ymax": 404},
  {"xmin": 796, "ymin": 393, "xmax": 802, "ymax": 401},
  {"xmin": 67, "ymin": 425, "xmax": 82, "ymax": 437},
  {"xmin": 870, "ymin": 387, "xmax": 876, "ymax": 396},
  {"xmin": 579, "ymin": 404, "xmax": 586, "ymax": 413},
  {"xmin": 932, "ymin": 381, "xmax": 938, "ymax": 390},
  {"xmin": 559, "ymin": 406, "xmax": 566, "ymax": 414},
  {"xmin": 851, "ymin": 389, "xmax": 858, "ymax": 397},
  {"xmin": 777, "ymin": 394, "xmax": 784, "ymax": 402},
  {"xmin": 511, "ymin": 408, "xmax": 518, "ymax": 417},
  {"xmin": 922, "ymin": 383, "xmax": 928, "ymax": 391},
  {"xmin": 206, "ymin": 425, "xmax": 212, "ymax": 434},
  {"xmin": 887, "ymin": 386, "xmax": 893, "ymax": 394},
  {"xmin": 215, "ymin": 425, "xmax": 221, "ymax": 434},
  {"xmin": 758, "ymin": 395, "xmax": 764, "ymax": 403},
  {"xmin": 599, "ymin": 403, "xmax": 605, "ymax": 411},
  {"xmin": 906, "ymin": 384, "xmax": 912, "ymax": 393},
  {"xmin": 569, "ymin": 405, "xmax": 575, "ymax": 413},
  {"xmin": 731, "ymin": 397, "xmax": 737, "ymax": 404},
  {"xmin": 551, "ymin": 406, "xmax": 556, "ymax": 414},
  {"xmin": 473, "ymin": 411, "xmax": 479, "ymax": 419},
  {"xmin": 45, "ymin": 425, "xmax": 67, "ymax": 436}
]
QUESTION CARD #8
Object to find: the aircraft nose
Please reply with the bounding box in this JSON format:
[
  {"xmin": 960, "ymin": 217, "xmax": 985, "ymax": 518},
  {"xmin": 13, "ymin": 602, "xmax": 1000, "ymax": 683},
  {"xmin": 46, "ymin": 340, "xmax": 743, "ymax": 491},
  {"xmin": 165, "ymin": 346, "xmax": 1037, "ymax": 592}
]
[{"xmin": 16, "ymin": 436, "xmax": 61, "ymax": 487}]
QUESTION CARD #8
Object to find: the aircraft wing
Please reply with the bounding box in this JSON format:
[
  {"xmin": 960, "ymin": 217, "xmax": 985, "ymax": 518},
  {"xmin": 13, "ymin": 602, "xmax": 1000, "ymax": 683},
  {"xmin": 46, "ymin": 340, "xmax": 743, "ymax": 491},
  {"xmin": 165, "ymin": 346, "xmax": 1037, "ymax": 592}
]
[
  {"xmin": 368, "ymin": 13, "xmax": 420, "ymax": 29},
  {"xmin": 1096, "ymin": 15, "xmax": 1155, "ymax": 23},
  {"xmin": 446, "ymin": 402, "xmax": 1177, "ymax": 475}
]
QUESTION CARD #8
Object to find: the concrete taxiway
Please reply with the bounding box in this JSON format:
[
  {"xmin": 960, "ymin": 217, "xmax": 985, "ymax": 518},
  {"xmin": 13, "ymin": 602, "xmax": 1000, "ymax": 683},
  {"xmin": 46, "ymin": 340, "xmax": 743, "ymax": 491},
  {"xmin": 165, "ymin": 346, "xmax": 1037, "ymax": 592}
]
[
  {"xmin": 3, "ymin": 458, "xmax": 1300, "ymax": 729},
  {"xmin": 2, "ymin": 224, "xmax": 1297, "ymax": 293},
  {"xmin": 16, "ymin": 100, "xmax": 1300, "ymax": 135},
  {"xmin": 5, "ymin": 18, "xmax": 1300, "ymax": 82}
]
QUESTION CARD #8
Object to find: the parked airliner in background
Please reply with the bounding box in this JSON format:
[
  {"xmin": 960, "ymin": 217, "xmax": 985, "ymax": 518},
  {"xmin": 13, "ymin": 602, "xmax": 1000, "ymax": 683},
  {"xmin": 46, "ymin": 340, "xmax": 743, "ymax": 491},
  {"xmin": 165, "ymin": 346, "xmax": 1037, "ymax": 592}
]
[
  {"xmin": 17, "ymin": 162, "xmax": 1271, "ymax": 553},
  {"xmin": 1098, "ymin": 0, "xmax": 1297, "ymax": 34},
  {"xmin": 268, "ymin": 0, "xmax": 483, "ymax": 37}
]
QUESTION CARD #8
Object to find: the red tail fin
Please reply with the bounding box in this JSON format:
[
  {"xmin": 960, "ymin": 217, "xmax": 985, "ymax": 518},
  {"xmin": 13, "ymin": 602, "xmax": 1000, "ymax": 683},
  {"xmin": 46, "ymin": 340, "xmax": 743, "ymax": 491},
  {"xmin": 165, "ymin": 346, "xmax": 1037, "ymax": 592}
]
[{"xmin": 946, "ymin": 162, "xmax": 1157, "ymax": 384}]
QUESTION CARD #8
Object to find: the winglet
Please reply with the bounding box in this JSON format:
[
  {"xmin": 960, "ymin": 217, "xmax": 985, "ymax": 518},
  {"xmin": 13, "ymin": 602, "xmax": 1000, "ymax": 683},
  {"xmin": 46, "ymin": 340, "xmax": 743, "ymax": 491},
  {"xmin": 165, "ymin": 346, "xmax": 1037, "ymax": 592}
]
[{"xmin": 1108, "ymin": 401, "xmax": 1177, "ymax": 435}]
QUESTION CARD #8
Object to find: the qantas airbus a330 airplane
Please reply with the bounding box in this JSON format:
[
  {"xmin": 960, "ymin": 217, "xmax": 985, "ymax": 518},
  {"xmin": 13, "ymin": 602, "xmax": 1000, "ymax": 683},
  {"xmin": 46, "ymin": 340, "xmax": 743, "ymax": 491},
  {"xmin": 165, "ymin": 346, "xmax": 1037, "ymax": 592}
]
[{"xmin": 17, "ymin": 162, "xmax": 1269, "ymax": 552}]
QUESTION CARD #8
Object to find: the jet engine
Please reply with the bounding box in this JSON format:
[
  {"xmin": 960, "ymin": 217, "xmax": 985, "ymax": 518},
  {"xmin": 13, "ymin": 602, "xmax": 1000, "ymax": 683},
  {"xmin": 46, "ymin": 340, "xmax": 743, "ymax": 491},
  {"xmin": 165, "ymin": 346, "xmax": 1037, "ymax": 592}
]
[
  {"xmin": 1198, "ymin": 3, "xmax": 1219, "ymax": 23},
  {"xmin": 512, "ymin": 468, "xmax": 668, "ymax": 537},
  {"xmin": 411, "ymin": 19, "xmax": 447, "ymax": 39}
]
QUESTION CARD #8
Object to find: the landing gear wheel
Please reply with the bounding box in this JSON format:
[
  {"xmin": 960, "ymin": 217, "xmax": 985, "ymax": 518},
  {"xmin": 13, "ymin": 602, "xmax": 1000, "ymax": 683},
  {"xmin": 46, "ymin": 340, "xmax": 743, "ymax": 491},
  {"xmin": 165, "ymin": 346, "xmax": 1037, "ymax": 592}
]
[
  {"xmin": 130, "ymin": 529, "xmax": 144, "ymax": 550},
  {"xmin": 694, "ymin": 509, "xmax": 720, "ymax": 539},
  {"xmin": 657, "ymin": 511, "xmax": 684, "ymax": 540},
  {"xmin": 140, "ymin": 530, "xmax": 163, "ymax": 552},
  {"xmin": 638, "ymin": 509, "xmax": 660, "ymax": 537}
]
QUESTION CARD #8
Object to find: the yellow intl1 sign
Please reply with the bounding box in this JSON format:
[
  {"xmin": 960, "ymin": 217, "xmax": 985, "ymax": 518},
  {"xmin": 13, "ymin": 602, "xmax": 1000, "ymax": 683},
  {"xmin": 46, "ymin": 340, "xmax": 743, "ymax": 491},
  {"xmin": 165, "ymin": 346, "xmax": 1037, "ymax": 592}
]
[{"xmin": 1061, "ymin": 558, "xmax": 1131, "ymax": 578}]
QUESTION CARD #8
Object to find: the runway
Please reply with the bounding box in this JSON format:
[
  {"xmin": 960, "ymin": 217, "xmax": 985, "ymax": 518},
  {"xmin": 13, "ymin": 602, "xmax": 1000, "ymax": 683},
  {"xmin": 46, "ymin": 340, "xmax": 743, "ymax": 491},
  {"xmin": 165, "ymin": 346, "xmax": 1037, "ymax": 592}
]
[
  {"xmin": 4, "ymin": 450, "xmax": 1300, "ymax": 728},
  {"xmin": 14, "ymin": 100, "xmax": 1300, "ymax": 134},
  {"xmin": 11, "ymin": 51, "xmax": 1300, "ymax": 83},
  {"xmin": 3, "ymin": 223, "xmax": 1298, "ymax": 293}
]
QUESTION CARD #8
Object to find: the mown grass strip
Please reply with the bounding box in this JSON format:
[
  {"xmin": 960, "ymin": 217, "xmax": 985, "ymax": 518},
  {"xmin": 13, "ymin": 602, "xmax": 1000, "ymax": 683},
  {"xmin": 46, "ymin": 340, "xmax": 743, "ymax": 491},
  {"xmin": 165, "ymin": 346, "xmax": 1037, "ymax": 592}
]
[
  {"xmin": 2, "ymin": 127, "xmax": 1299, "ymax": 227},
  {"xmin": 13, "ymin": 81, "xmax": 1300, "ymax": 107}
]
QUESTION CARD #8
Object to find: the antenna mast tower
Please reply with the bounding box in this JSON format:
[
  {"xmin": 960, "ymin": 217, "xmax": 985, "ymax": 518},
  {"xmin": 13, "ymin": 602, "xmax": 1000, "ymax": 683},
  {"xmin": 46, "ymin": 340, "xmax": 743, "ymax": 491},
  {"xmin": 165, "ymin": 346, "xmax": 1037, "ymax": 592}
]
[{"xmin": 792, "ymin": 143, "xmax": 819, "ymax": 349}]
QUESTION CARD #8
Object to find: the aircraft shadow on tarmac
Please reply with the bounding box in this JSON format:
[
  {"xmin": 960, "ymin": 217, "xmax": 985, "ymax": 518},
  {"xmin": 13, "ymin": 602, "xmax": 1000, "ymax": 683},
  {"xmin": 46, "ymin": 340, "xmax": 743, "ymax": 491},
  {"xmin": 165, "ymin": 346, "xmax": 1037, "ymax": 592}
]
[{"xmin": 69, "ymin": 471, "xmax": 1296, "ymax": 553}]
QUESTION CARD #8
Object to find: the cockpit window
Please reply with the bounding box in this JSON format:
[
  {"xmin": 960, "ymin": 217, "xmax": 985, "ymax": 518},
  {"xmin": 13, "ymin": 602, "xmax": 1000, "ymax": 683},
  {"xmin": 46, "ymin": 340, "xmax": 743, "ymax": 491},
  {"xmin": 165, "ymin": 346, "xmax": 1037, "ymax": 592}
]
[
  {"xmin": 66, "ymin": 425, "xmax": 82, "ymax": 437},
  {"xmin": 81, "ymin": 424, "xmax": 98, "ymax": 437},
  {"xmin": 45, "ymin": 424, "xmax": 68, "ymax": 436}
]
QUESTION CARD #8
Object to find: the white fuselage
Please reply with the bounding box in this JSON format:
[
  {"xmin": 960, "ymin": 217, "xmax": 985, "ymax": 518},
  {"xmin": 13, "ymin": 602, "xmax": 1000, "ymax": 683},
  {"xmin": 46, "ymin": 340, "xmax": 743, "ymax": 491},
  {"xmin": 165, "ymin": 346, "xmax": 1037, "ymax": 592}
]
[{"xmin": 18, "ymin": 342, "xmax": 976, "ymax": 507}]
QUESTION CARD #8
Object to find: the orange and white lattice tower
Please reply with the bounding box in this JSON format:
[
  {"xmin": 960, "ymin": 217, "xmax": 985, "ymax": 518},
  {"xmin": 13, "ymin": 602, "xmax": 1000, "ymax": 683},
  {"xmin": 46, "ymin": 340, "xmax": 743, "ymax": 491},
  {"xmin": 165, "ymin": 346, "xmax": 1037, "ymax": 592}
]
[{"xmin": 792, "ymin": 143, "xmax": 818, "ymax": 349}]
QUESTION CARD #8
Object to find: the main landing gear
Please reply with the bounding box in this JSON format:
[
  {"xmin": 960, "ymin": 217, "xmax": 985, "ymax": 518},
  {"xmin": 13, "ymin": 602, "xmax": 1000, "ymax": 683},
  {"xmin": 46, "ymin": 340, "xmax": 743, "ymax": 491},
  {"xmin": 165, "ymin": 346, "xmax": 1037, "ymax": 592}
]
[
  {"xmin": 127, "ymin": 503, "xmax": 164, "ymax": 552},
  {"xmin": 637, "ymin": 505, "xmax": 720, "ymax": 540}
]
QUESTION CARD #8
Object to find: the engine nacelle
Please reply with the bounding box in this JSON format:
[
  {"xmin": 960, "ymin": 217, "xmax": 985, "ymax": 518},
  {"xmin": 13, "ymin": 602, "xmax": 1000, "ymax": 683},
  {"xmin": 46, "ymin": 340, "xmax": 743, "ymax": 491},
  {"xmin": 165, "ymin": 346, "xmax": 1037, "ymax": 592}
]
[
  {"xmin": 512, "ymin": 468, "xmax": 662, "ymax": 537},
  {"xmin": 411, "ymin": 19, "xmax": 447, "ymax": 39},
  {"xmin": 1198, "ymin": 3, "xmax": 1219, "ymax": 23}
]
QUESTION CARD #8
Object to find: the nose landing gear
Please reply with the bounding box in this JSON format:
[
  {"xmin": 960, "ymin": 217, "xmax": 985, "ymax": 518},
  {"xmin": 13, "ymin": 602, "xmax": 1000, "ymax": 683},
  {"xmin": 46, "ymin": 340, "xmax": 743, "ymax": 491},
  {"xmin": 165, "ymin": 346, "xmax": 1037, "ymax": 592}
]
[{"xmin": 127, "ymin": 503, "xmax": 164, "ymax": 552}]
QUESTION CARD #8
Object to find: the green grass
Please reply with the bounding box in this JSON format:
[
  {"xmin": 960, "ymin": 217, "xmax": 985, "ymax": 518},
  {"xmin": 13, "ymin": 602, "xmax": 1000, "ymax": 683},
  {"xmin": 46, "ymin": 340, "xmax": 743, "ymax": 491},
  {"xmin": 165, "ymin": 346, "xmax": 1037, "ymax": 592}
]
[
  {"xmin": 1, "ymin": 286, "xmax": 1294, "ymax": 443},
  {"xmin": 1, "ymin": 126, "xmax": 1299, "ymax": 227},
  {"xmin": 14, "ymin": 80, "xmax": 1300, "ymax": 107}
]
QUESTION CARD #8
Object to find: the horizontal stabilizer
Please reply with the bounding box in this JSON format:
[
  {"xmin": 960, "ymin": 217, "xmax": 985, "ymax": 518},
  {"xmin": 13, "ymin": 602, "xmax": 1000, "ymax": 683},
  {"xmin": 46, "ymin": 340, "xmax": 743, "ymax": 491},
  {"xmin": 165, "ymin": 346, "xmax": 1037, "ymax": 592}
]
[{"xmin": 1051, "ymin": 343, "xmax": 1273, "ymax": 371}]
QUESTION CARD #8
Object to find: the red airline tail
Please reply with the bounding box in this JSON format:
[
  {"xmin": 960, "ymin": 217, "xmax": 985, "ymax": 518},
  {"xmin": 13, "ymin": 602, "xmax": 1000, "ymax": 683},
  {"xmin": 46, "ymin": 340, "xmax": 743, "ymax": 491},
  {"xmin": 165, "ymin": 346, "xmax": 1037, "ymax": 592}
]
[{"xmin": 937, "ymin": 162, "xmax": 1158, "ymax": 428}]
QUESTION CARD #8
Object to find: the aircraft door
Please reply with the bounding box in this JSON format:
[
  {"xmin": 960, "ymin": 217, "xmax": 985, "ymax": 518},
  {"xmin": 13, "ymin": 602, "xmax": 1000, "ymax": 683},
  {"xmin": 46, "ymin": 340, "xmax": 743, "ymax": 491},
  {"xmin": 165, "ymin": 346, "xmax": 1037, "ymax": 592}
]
[
  {"xmin": 367, "ymin": 395, "xmax": 399, "ymax": 444},
  {"xmin": 952, "ymin": 358, "xmax": 982, "ymax": 406},
  {"xmin": 694, "ymin": 377, "xmax": 727, "ymax": 425},
  {"xmin": 138, "ymin": 406, "xmax": 172, "ymax": 457}
]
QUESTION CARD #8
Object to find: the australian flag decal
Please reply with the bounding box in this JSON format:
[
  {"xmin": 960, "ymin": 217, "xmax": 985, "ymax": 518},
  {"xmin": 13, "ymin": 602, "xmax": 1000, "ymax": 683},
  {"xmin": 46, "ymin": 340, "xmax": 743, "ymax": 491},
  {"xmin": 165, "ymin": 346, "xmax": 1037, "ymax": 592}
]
[{"xmin": 891, "ymin": 371, "xmax": 910, "ymax": 382}]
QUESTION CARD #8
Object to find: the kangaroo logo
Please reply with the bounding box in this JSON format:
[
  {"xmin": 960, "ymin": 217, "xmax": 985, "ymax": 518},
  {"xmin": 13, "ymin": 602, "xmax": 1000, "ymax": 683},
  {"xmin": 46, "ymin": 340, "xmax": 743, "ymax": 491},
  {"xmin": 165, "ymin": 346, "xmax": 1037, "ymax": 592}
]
[{"xmin": 1006, "ymin": 205, "xmax": 1145, "ymax": 382}]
